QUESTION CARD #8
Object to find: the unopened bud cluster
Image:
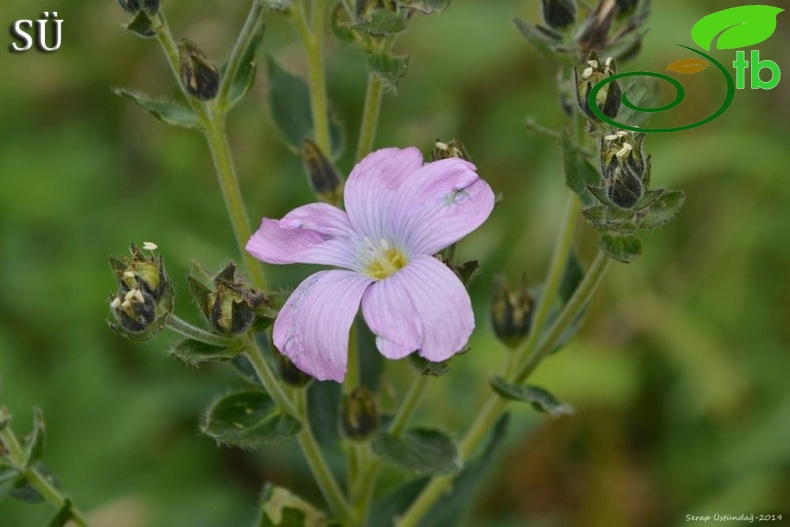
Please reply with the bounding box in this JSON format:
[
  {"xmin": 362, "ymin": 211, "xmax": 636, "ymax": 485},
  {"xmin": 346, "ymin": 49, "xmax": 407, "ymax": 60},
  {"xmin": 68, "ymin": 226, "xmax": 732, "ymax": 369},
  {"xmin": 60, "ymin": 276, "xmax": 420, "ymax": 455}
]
[{"xmin": 108, "ymin": 242, "xmax": 173, "ymax": 338}]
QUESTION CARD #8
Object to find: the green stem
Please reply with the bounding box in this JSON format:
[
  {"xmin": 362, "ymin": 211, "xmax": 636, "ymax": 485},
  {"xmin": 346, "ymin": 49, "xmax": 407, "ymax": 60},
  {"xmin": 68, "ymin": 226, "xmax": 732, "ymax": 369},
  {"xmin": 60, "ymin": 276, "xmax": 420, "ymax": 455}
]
[
  {"xmin": 294, "ymin": 389, "xmax": 356, "ymax": 525},
  {"xmin": 166, "ymin": 315, "xmax": 240, "ymax": 347},
  {"xmin": 241, "ymin": 337, "xmax": 354, "ymax": 523},
  {"xmin": 292, "ymin": 0, "xmax": 332, "ymax": 155},
  {"xmin": 218, "ymin": 0, "xmax": 266, "ymax": 108},
  {"xmin": 351, "ymin": 374, "xmax": 430, "ymax": 523},
  {"xmin": 203, "ymin": 112, "xmax": 268, "ymax": 290},
  {"xmin": 355, "ymin": 73, "xmax": 383, "ymax": 161},
  {"xmin": 0, "ymin": 416, "xmax": 91, "ymax": 527}
]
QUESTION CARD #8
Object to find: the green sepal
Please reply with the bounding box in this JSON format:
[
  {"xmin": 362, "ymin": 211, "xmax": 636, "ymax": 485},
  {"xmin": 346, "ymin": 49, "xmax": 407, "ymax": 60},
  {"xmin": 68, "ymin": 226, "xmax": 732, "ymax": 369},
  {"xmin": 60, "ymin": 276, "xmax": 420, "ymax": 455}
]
[
  {"xmin": 372, "ymin": 427, "xmax": 460, "ymax": 476},
  {"xmin": 599, "ymin": 233, "xmax": 643, "ymax": 263},
  {"xmin": 112, "ymin": 87, "xmax": 202, "ymax": 129},
  {"xmin": 583, "ymin": 203, "xmax": 638, "ymax": 235},
  {"xmin": 353, "ymin": 10, "xmax": 407, "ymax": 36},
  {"xmin": 168, "ymin": 338, "xmax": 244, "ymax": 367},
  {"xmin": 23, "ymin": 408, "xmax": 45, "ymax": 470},
  {"xmin": 47, "ymin": 499, "xmax": 74, "ymax": 527},
  {"xmin": 513, "ymin": 18, "xmax": 575, "ymax": 65},
  {"xmin": 106, "ymin": 311, "xmax": 170, "ymax": 342},
  {"xmin": 262, "ymin": 0, "xmax": 291, "ymax": 10},
  {"xmin": 187, "ymin": 276, "xmax": 213, "ymax": 322},
  {"xmin": 201, "ymin": 390, "xmax": 302, "ymax": 448},
  {"xmin": 637, "ymin": 190, "xmax": 685, "ymax": 230},
  {"xmin": 367, "ymin": 53, "xmax": 410, "ymax": 91},
  {"xmin": 489, "ymin": 376, "xmax": 574, "ymax": 416},
  {"xmin": 562, "ymin": 132, "xmax": 601, "ymax": 207},
  {"xmin": 399, "ymin": 0, "xmax": 451, "ymax": 15},
  {"xmin": 408, "ymin": 354, "xmax": 450, "ymax": 377},
  {"xmin": 221, "ymin": 24, "xmax": 266, "ymax": 110},
  {"xmin": 126, "ymin": 11, "xmax": 155, "ymax": 38},
  {"xmin": 330, "ymin": 3, "xmax": 371, "ymax": 51},
  {"xmin": 257, "ymin": 484, "xmax": 327, "ymax": 527}
]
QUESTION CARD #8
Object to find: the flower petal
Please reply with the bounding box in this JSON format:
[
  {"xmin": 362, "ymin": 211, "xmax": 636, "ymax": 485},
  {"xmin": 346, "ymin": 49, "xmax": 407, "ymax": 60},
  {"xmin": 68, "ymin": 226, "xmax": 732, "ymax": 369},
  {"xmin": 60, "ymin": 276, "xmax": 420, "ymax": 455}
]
[
  {"xmin": 392, "ymin": 158, "xmax": 496, "ymax": 255},
  {"xmin": 361, "ymin": 255, "xmax": 474, "ymax": 362},
  {"xmin": 344, "ymin": 147, "xmax": 425, "ymax": 241},
  {"xmin": 274, "ymin": 270, "xmax": 373, "ymax": 382},
  {"xmin": 246, "ymin": 203, "xmax": 360, "ymax": 268}
]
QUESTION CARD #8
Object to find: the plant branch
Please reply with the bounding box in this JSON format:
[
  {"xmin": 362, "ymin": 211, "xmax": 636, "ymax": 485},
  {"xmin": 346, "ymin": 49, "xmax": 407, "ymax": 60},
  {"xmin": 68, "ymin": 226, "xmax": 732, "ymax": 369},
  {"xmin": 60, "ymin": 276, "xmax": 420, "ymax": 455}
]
[{"xmin": 166, "ymin": 315, "xmax": 241, "ymax": 347}]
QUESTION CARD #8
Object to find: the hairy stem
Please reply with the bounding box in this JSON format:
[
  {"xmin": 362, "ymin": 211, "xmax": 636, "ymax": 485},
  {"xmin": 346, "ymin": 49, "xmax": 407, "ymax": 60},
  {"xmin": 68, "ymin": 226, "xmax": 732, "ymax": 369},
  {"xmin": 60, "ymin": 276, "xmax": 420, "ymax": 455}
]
[
  {"xmin": 355, "ymin": 73, "xmax": 383, "ymax": 161},
  {"xmin": 166, "ymin": 315, "xmax": 241, "ymax": 347},
  {"xmin": 0, "ymin": 414, "xmax": 92, "ymax": 527}
]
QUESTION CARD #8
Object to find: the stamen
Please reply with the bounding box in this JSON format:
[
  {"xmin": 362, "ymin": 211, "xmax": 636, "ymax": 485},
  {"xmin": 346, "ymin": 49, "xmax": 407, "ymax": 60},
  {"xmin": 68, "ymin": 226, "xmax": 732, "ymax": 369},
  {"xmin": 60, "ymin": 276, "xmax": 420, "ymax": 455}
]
[
  {"xmin": 143, "ymin": 241, "xmax": 158, "ymax": 251},
  {"xmin": 582, "ymin": 67, "xmax": 594, "ymax": 79},
  {"xmin": 616, "ymin": 143, "xmax": 633, "ymax": 158},
  {"xmin": 110, "ymin": 297, "xmax": 122, "ymax": 310},
  {"xmin": 587, "ymin": 60, "xmax": 599, "ymax": 69},
  {"xmin": 604, "ymin": 134, "xmax": 619, "ymax": 141}
]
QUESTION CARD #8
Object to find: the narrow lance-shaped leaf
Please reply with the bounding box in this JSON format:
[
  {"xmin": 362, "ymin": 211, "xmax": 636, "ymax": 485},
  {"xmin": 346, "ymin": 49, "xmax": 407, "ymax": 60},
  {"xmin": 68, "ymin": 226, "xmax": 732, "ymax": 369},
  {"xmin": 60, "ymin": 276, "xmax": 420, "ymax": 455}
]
[
  {"xmin": 23, "ymin": 408, "xmax": 46, "ymax": 470},
  {"xmin": 47, "ymin": 500, "xmax": 74, "ymax": 527},
  {"xmin": 168, "ymin": 339, "xmax": 244, "ymax": 367},
  {"xmin": 490, "ymin": 376, "xmax": 574, "ymax": 416},
  {"xmin": 638, "ymin": 190, "xmax": 685, "ymax": 230},
  {"xmin": 112, "ymin": 87, "xmax": 202, "ymax": 129},
  {"xmin": 691, "ymin": 6, "xmax": 784, "ymax": 51},
  {"xmin": 222, "ymin": 23, "xmax": 266, "ymax": 109}
]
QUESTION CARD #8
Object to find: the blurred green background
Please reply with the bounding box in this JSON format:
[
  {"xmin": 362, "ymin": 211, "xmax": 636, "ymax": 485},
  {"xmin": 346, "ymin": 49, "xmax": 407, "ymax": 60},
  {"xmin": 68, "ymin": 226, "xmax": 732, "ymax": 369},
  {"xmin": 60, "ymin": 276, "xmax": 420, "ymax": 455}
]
[{"xmin": 1, "ymin": 0, "xmax": 789, "ymax": 526}]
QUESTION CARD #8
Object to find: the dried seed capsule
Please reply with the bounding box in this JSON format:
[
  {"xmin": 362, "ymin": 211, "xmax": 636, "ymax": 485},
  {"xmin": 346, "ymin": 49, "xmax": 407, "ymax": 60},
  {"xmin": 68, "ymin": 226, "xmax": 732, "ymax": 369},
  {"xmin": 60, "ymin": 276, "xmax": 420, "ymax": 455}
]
[{"xmin": 341, "ymin": 386, "xmax": 378, "ymax": 441}]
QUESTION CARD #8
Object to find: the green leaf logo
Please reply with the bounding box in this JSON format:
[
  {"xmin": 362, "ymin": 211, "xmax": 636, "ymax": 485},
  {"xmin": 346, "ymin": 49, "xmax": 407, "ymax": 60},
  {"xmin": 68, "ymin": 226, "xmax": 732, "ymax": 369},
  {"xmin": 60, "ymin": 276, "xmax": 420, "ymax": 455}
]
[{"xmin": 691, "ymin": 5, "xmax": 784, "ymax": 51}]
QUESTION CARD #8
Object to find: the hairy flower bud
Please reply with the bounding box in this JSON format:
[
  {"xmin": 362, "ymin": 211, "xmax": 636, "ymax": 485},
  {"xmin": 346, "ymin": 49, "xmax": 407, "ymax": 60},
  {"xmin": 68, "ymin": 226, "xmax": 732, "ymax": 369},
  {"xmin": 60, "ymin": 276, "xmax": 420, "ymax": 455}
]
[
  {"xmin": 575, "ymin": 51, "xmax": 621, "ymax": 121},
  {"xmin": 179, "ymin": 39, "xmax": 219, "ymax": 101},
  {"xmin": 341, "ymin": 386, "xmax": 378, "ymax": 441},
  {"xmin": 108, "ymin": 242, "xmax": 173, "ymax": 340},
  {"xmin": 599, "ymin": 131, "xmax": 648, "ymax": 208},
  {"xmin": 490, "ymin": 275, "xmax": 534, "ymax": 349},
  {"xmin": 276, "ymin": 353, "xmax": 313, "ymax": 388},
  {"xmin": 300, "ymin": 139, "xmax": 343, "ymax": 204},
  {"xmin": 205, "ymin": 263, "xmax": 264, "ymax": 335},
  {"xmin": 541, "ymin": 0, "xmax": 577, "ymax": 30},
  {"xmin": 431, "ymin": 138, "xmax": 471, "ymax": 162}
]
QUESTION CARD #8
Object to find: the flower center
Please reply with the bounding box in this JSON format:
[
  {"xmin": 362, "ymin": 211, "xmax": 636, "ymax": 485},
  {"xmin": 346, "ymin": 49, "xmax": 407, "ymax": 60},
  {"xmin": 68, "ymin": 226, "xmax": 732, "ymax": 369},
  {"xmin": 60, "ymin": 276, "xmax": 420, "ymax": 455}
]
[{"xmin": 361, "ymin": 238, "xmax": 407, "ymax": 280}]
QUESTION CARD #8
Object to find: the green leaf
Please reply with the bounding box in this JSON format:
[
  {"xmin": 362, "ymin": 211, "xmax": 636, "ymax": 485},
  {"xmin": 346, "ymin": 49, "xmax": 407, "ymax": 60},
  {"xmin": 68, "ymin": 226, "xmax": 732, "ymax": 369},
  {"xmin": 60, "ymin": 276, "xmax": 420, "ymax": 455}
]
[
  {"xmin": 266, "ymin": 57, "xmax": 344, "ymax": 158},
  {"xmin": 201, "ymin": 390, "xmax": 301, "ymax": 448},
  {"xmin": 367, "ymin": 53, "xmax": 410, "ymax": 91},
  {"xmin": 558, "ymin": 250, "xmax": 584, "ymax": 305},
  {"xmin": 0, "ymin": 411, "xmax": 10, "ymax": 433},
  {"xmin": 354, "ymin": 10, "xmax": 407, "ymax": 36},
  {"xmin": 691, "ymin": 6, "xmax": 784, "ymax": 51},
  {"xmin": 112, "ymin": 88, "xmax": 201, "ymax": 129},
  {"xmin": 223, "ymin": 24, "xmax": 266, "ymax": 110},
  {"xmin": 307, "ymin": 381, "xmax": 343, "ymax": 449},
  {"xmin": 0, "ymin": 465, "xmax": 44, "ymax": 503},
  {"xmin": 257, "ymin": 484, "xmax": 327, "ymax": 527},
  {"xmin": 513, "ymin": 18, "xmax": 574, "ymax": 65},
  {"xmin": 126, "ymin": 11, "xmax": 155, "ymax": 38},
  {"xmin": 490, "ymin": 377, "xmax": 574, "ymax": 416},
  {"xmin": 638, "ymin": 190, "xmax": 685, "ymax": 230},
  {"xmin": 399, "ymin": 0, "xmax": 451, "ymax": 15},
  {"xmin": 47, "ymin": 499, "xmax": 73, "ymax": 527},
  {"xmin": 168, "ymin": 338, "xmax": 244, "ymax": 367},
  {"xmin": 599, "ymin": 233, "xmax": 643, "ymax": 263},
  {"xmin": 330, "ymin": 3, "xmax": 370, "ymax": 51},
  {"xmin": 372, "ymin": 428, "xmax": 460, "ymax": 476},
  {"xmin": 369, "ymin": 415, "xmax": 510, "ymax": 527},
  {"xmin": 562, "ymin": 132, "xmax": 601, "ymax": 207},
  {"xmin": 23, "ymin": 408, "xmax": 45, "ymax": 470}
]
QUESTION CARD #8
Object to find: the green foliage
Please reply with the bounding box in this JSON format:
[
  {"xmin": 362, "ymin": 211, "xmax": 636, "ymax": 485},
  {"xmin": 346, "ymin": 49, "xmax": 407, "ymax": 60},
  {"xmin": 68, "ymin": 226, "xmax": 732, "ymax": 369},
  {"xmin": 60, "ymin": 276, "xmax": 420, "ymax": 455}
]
[
  {"xmin": 222, "ymin": 24, "xmax": 266, "ymax": 110},
  {"xmin": 691, "ymin": 6, "xmax": 784, "ymax": 51},
  {"xmin": 46, "ymin": 500, "xmax": 73, "ymax": 527},
  {"xmin": 367, "ymin": 53, "xmax": 410, "ymax": 91},
  {"xmin": 372, "ymin": 428, "xmax": 460, "ymax": 476},
  {"xmin": 112, "ymin": 87, "xmax": 202, "ymax": 129},
  {"xmin": 598, "ymin": 233, "xmax": 643, "ymax": 263},
  {"xmin": 0, "ymin": 466, "xmax": 43, "ymax": 504},
  {"xmin": 638, "ymin": 190, "xmax": 686, "ymax": 230},
  {"xmin": 200, "ymin": 390, "xmax": 302, "ymax": 448},
  {"xmin": 353, "ymin": 10, "xmax": 407, "ymax": 36},
  {"xmin": 23, "ymin": 409, "xmax": 45, "ymax": 470},
  {"xmin": 489, "ymin": 376, "xmax": 574, "ymax": 416},
  {"xmin": 513, "ymin": 18, "xmax": 574, "ymax": 65},
  {"xmin": 562, "ymin": 132, "xmax": 600, "ymax": 207},
  {"xmin": 168, "ymin": 339, "xmax": 244, "ymax": 367}
]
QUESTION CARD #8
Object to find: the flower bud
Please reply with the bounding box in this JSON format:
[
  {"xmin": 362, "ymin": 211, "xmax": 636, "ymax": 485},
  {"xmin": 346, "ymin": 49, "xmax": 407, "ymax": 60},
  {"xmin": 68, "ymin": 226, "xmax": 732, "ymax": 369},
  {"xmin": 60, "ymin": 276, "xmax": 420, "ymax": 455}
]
[
  {"xmin": 275, "ymin": 353, "xmax": 313, "ymax": 388},
  {"xmin": 490, "ymin": 275, "xmax": 534, "ymax": 349},
  {"xmin": 599, "ymin": 131, "xmax": 647, "ymax": 208},
  {"xmin": 206, "ymin": 263, "xmax": 264, "ymax": 335},
  {"xmin": 108, "ymin": 242, "xmax": 173, "ymax": 340},
  {"xmin": 431, "ymin": 138, "xmax": 471, "ymax": 162},
  {"xmin": 575, "ymin": 51, "xmax": 621, "ymax": 121},
  {"xmin": 117, "ymin": 0, "xmax": 160, "ymax": 16},
  {"xmin": 541, "ymin": 0, "xmax": 577, "ymax": 30},
  {"xmin": 179, "ymin": 39, "xmax": 220, "ymax": 101},
  {"xmin": 300, "ymin": 139, "xmax": 343, "ymax": 204},
  {"xmin": 341, "ymin": 386, "xmax": 378, "ymax": 441}
]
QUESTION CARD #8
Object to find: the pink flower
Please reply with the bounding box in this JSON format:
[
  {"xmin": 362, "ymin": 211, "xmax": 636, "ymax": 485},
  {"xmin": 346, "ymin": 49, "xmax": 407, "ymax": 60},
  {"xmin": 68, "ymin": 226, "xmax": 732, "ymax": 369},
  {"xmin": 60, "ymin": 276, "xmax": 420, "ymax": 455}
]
[{"xmin": 246, "ymin": 147, "xmax": 495, "ymax": 382}]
